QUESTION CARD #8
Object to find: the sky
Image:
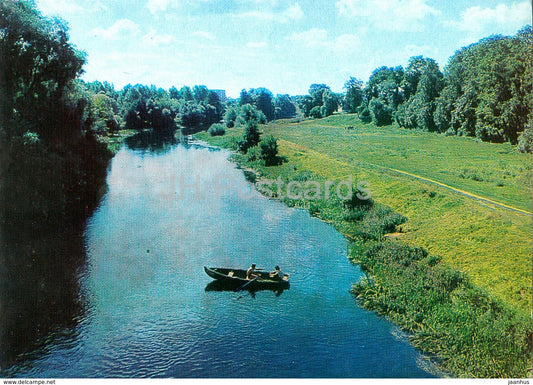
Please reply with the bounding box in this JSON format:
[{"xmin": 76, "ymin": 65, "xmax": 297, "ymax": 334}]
[{"xmin": 35, "ymin": 0, "xmax": 532, "ymax": 98}]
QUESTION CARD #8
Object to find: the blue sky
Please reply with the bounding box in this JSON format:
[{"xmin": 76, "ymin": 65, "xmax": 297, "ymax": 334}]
[{"xmin": 35, "ymin": 0, "xmax": 531, "ymax": 97}]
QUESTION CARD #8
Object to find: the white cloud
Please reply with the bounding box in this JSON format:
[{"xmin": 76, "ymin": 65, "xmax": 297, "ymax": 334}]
[
  {"xmin": 142, "ymin": 29, "xmax": 174, "ymax": 46},
  {"xmin": 455, "ymin": 2, "xmax": 531, "ymax": 34},
  {"xmin": 36, "ymin": 0, "xmax": 108, "ymax": 16},
  {"xmin": 192, "ymin": 31, "xmax": 216, "ymax": 41},
  {"xmin": 289, "ymin": 28, "xmax": 360, "ymax": 52},
  {"xmin": 146, "ymin": 0, "xmax": 171, "ymax": 14},
  {"xmin": 289, "ymin": 28, "xmax": 328, "ymax": 47},
  {"xmin": 232, "ymin": 3, "xmax": 304, "ymax": 23},
  {"xmin": 283, "ymin": 4, "xmax": 304, "ymax": 20},
  {"xmin": 333, "ymin": 34, "xmax": 361, "ymax": 51},
  {"xmin": 246, "ymin": 41, "xmax": 268, "ymax": 48},
  {"xmin": 336, "ymin": 0, "xmax": 440, "ymax": 31},
  {"xmin": 91, "ymin": 19, "xmax": 140, "ymax": 40}
]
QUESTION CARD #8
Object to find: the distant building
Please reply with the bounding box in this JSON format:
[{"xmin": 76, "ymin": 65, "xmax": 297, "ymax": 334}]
[{"xmin": 211, "ymin": 89, "xmax": 227, "ymax": 102}]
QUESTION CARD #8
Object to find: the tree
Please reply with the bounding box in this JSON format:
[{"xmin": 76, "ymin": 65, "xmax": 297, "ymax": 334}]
[
  {"xmin": 179, "ymin": 86, "xmax": 194, "ymax": 101},
  {"xmin": 0, "ymin": 1, "xmax": 85, "ymax": 139},
  {"xmin": 239, "ymin": 89, "xmax": 253, "ymax": 106},
  {"xmin": 369, "ymin": 98, "xmax": 393, "ymax": 126},
  {"xmin": 178, "ymin": 101, "xmax": 206, "ymax": 128},
  {"xmin": 322, "ymin": 89, "xmax": 339, "ymax": 116},
  {"xmin": 193, "ymin": 85, "xmax": 209, "ymax": 103},
  {"xmin": 364, "ymin": 66, "xmax": 404, "ymax": 105},
  {"xmin": 343, "ymin": 77, "xmax": 364, "ymax": 113},
  {"xmin": 252, "ymin": 88, "xmax": 276, "ymax": 121},
  {"xmin": 208, "ymin": 123, "xmax": 225, "ymax": 136},
  {"xmin": 238, "ymin": 119, "xmax": 261, "ymax": 153},
  {"xmin": 398, "ymin": 57, "xmax": 444, "ymax": 131},
  {"xmin": 299, "ymin": 84, "xmax": 337, "ymax": 118},
  {"xmin": 436, "ymin": 28, "xmax": 532, "ymax": 143},
  {"xmin": 259, "ymin": 135, "xmax": 279, "ymax": 166},
  {"xmin": 236, "ymin": 104, "xmax": 267, "ymax": 126},
  {"xmin": 274, "ymin": 94, "xmax": 296, "ymax": 119},
  {"xmin": 224, "ymin": 106, "xmax": 239, "ymax": 128}
]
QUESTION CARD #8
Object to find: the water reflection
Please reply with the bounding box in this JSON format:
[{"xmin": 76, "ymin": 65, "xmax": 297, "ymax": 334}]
[
  {"xmin": 124, "ymin": 130, "xmax": 178, "ymax": 153},
  {"xmin": 0, "ymin": 223, "xmax": 86, "ymax": 373},
  {"xmin": 204, "ymin": 280, "xmax": 289, "ymax": 298}
]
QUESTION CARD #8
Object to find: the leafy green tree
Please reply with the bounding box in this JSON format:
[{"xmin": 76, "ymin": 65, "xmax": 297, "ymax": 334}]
[
  {"xmin": 0, "ymin": 0, "xmax": 111, "ymax": 230},
  {"xmin": 0, "ymin": 1, "xmax": 85, "ymax": 139},
  {"xmin": 274, "ymin": 94, "xmax": 296, "ymax": 119},
  {"xmin": 238, "ymin": 119, "xmax": 261, "ymax": 153},
  {"xmin": 259, "ymin": 135, "xmax": 279, "ymax": 166},
  {"xmin": 179, "ymin": 86, "xmax": 194, "ymax": 101},
  {"xmin": 193, "ymin": 85, "xmax": 209, "ymax": 104},
  {"xmin": 297, "ymin": 95, "xmax": 314, "ymax": 117},
  {"xmin": 398, "ymin": 57, "xmax": 444, "ymax": 131},
  {"xmin": 239, "ymin": 89, "xmax": 253, "ymax": 106},
  {"xmin": 92, "ymin": 92, "xmax": 120, "ymax": 134},
  {"xmin": 364, "ymin": 66, "xmax": 404, "ymax": 106},
  {"xmin": 298, "ymin": 84, "xmax": 338, "ymax": 118},
  {"xmin": 236, "ymin": 104, "xmax": 267, "ymax": 126},
  {"xmin": 436, "ymin": 28, "xmax": 532, "ymax": 143},
  {"xmin": 309, "ymin": 106, "xmax": 322, "ymax": 118},
  {"xmin": 322, "ymin": 89, "xmax": 339, "ymax": 116},
  {"xmin": 343, "ymin": 77, "xmax": 364, "ymax": 113},
  {"xmin": 178, "ymin": 101, "xmax": 206, "ymax": 128},
  {"xmin": 169, "ymin": 86, "xmax": 180, "ymax": 99},
  {"xmin": 251, "ymin": 88, "xmax": 275, "ymax": 121},
  {"xmin": 224, "ymin": 106, "xmax": 239, "ymax": 128},
  {"xmin": 358, "ymin": 107, "xmax": 372, "ymax": 123},
  {"xmin": 369, "ymin": 97, "xmax": 393, "ymax": 126}
]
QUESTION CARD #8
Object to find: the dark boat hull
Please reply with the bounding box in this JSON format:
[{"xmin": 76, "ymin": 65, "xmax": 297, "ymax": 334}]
[{"xmin": 204, "ymin": 266, "xmax": 290, "ymax": 290}]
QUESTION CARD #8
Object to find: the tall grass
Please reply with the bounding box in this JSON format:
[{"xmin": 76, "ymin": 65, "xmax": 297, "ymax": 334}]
[{"xmin": 352, "ymin": 241, "xmax": 532, "ymax": 378}]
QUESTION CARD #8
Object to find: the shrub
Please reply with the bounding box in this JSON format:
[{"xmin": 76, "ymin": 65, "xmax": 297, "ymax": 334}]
[
  {"xmin": 259, "ymin": 135, "xmax": 279, "ymax": 166},
  {"xmin": 224, "ymin": 106, "xmax": 238, "ymax": 128},
  {"xmin": 309, "ymin": 106, "xmax": 323, "ymax": 119},
  {"xmin": 238, "ymin": 120, "xmax": 261, "ymax": 153},
  {"xmin": 208, "ymin": 123, "xmax": 225, "ymax": 136},
  {"xmin": 358, "ymin": 107, "xmax": 372, "ymax": 124},
  {"xmin": 245, "ymin": 145, "xmax": 261, "ymax": 162},
  {"xmin": 517, "ymin": 127, "xmax": 532, "ymax": 153}
]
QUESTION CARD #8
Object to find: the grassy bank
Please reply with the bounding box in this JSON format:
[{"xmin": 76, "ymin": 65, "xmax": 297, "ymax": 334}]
[
  {"xmin": 97, "ymin": 129, "xmax": 138, "ymax": 154},
  {"xmin": 197, "ymin": 116, "xmax": 532, "ymax": 377}
]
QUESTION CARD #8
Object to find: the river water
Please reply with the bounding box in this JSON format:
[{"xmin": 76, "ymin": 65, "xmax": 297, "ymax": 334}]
[{"xmin": 2, "ymin": 140, "xmax": 435, "ymax": 378}]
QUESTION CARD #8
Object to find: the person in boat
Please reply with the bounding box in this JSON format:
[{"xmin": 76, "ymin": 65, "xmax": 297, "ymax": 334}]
[
  {"xmin": 269, "ymin": 265, "xmax": 286, "ymax": 281},
  {"xmin": 246, "ymin": 263, "xmax": 260, "ymax": 280}
]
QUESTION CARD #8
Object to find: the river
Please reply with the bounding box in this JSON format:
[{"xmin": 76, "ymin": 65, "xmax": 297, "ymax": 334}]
[{"xmin": 1, "ymin": 139, "xmax": 436, "ymax": 378}]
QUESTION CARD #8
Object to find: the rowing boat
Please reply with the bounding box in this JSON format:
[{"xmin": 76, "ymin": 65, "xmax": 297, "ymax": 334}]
[{"xmin": 203, "ymin": 266, "xmax": 290, "ymax": 289}]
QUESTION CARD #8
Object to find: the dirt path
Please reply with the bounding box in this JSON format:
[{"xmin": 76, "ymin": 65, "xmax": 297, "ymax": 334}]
[
  {"xmin": 372, "ymin": 164, "xmax": 532, "ymax": 216},
  {"xmin": 281, "ymin": 139, "xmax": 531, "ymax": 216}
]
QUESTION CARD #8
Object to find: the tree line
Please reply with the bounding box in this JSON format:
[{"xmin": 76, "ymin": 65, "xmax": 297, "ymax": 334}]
[{"xmin": 341, "ymin": 27, "xmax": 532, "ymax": 150}]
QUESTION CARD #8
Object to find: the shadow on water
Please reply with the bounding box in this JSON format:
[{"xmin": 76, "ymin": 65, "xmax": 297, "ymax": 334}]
[
  {"xmin": 125, "ymin": 129, "xmax": 178, "ymax": 153},
  {"xmin": 0, "ymin": 222, "xmax": 86, "ymax": 373},
  {"xmin": 204, "ymin": 280, "xmax": 289, "ymax": 298}
]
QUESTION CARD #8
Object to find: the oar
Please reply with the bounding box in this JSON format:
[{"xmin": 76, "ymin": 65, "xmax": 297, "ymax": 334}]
[{"xmin": 235, "ymin": 276, "xmax": 259, "ymax": 292}]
